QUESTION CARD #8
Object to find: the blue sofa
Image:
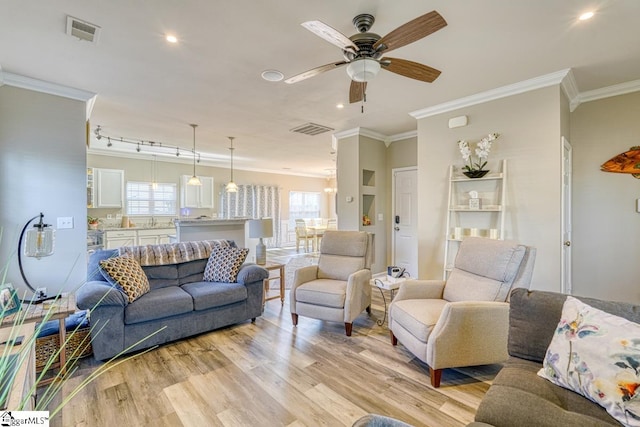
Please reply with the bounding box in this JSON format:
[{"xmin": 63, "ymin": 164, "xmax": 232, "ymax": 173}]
[{"xmin": 77, "ymin": 241, "xmax": 268, "ymax": 360}]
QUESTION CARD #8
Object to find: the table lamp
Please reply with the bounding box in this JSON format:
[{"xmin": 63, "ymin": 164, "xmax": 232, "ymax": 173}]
[
  {"xmin": 18, "ymin": 212, "xmax": 56, "ymax": 303},
  {"xmin": 249, "ymin": 218, "xmax": 273, "ymax": 265}
]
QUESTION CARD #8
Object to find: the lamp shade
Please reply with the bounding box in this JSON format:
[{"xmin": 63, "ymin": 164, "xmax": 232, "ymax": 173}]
[
  {"xmin": 249, "ymin": 218, "xmax": 273, "ymax": 239},
  {"xmin": 346, "ymin": 58, "xmax": 381, "ymax": 82}
]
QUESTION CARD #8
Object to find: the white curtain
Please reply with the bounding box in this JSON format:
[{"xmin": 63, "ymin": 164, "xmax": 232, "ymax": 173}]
[{"xmin": 220, "ymin": 184, "xmax": 281, "ymax": 248}]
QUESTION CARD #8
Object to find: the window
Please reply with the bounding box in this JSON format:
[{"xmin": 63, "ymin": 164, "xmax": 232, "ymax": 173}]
[
  {"xmin": 126, "ymin": 182, "xmax": 177, "ymax": 216},
  {"xmin": 289, "ymin": 191, "xmax": 321, "ymax": 222}
]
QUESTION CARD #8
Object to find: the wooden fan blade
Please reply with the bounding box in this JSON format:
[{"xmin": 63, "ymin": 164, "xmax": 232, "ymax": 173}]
[
  {"xmin": 349, "ymin": 81, "xmax": 367, "ymax": 103},
  {"xmin": 381, "ymin": 57, "xmax": 441, "ymax": 82},
  {"xmin": 301, "ymin": 21, "xmax": 359, "ymax": 52},
  {"xmin": 284, "ymin": 61, "xmax": 348, "ymax": 84},
  {"xmin": 373, "ymin": 10, "xmax": 447, "ymax": 53}
]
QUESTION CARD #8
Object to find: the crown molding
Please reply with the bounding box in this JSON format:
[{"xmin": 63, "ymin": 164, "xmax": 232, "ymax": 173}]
[
  {"xmin": 388, "ymin": 130, "xmax": 418, "ymax": 143},
  {"xmin": 0, "ymin": 70, "xmax": 97, "ymax": 120},
  {"xmin": 577, "ymin": 78, "xmax": 640, "ymax": 105},
  {"xmin": 410, "ymin": 69, "xmax": 573, "ymax": 119}
]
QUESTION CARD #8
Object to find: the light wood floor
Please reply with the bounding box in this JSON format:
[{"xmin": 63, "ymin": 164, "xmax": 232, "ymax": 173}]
[{"xmin": 47, "ymin": 252, "xmax": 500, "ymax": 427}]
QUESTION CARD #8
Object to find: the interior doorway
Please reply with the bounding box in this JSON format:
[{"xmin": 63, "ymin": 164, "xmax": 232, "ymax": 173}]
[{"xmin": 392, "ymin": 167, "xmax": 418, "ymax": 278}]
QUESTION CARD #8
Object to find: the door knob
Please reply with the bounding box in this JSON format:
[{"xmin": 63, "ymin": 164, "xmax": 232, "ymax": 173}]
[
  {"xmin": 394, "ymin": 226, "xmax": 400, "ymax": 231},
  {"xmin": 564, "ymin": 241, "xmax": 571, "ymax": 247}
]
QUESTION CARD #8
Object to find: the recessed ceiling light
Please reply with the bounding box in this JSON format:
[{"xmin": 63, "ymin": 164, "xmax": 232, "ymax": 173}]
[
  {"xmin": 336, "ymin": 103, "xmax": 344, "ymax": 109},
  {"xmin": 166, "ymin": 34, "xmax": 178, "ymax": 43},
  {"xmin": 579, "ymin": 11, "xmax": 594, "ymax": 21},
  {"xmin": 261, "ymin": 70, "xmax": 284, "ymax": 82}
]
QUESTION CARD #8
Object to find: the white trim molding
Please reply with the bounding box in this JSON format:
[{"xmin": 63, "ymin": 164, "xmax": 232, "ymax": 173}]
[
  {"xmin": 577, "ymin": 79, "xmax": 640, "ymax": 105},
  {"xmin": 0, "ymin": 69, "xmax": 97, "ymax": 120},
  {"xmin": 410, "ymin": 69, "xmax": 575, "ymax": 119}
]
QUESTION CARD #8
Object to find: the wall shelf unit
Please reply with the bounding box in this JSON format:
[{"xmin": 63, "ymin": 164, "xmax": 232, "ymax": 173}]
[{"xmin": 443, "ymin": 159, "xmax": 507, "ymax": 278}]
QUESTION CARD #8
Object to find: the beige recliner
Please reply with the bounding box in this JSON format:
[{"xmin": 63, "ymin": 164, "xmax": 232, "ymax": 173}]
[
  {"xmin": 389, "ymin": 237, "xmax": 536, "ymax": 387},
  {"xmin": 290, "ymin": 230, "xmax": 372, "ymax": 336}
]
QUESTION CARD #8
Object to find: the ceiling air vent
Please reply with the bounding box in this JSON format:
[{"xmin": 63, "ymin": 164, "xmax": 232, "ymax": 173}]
[
  {"xmin": 290, "ymin": 123, "xmax": 334, "ymax": 136},
  {"xmin": 66, "ymin": 16, "xmax": 101, "ymax": 44}
]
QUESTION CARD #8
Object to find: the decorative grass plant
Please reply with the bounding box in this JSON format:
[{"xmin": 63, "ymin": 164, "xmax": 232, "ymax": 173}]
[{"xmin": 0, "ymin": 228, "xmax": 164, "ymax": 416}]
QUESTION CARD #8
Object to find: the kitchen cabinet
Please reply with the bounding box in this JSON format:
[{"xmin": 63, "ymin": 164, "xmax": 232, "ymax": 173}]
[
  {"xmin": 104, "ymin": 230, "xmax": 136, "ymax": 249},
  {"xmin": 180, "ymin": 175, "xmax": 214, "ymax": 209},
  {"xmin": 104, "ymin": 228, "xmax": 175, "ymax": 248},
  {"xmin": 87, "ymin": 168, "xmax": 124, "ymax": 208},
  {"xmin": 137, "ymin": 228, "xmax": 175, "ymax": 245}
]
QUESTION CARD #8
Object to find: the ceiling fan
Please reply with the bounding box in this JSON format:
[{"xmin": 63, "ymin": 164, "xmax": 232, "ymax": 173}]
[{"xmin": 284, "ymin": 11, "xmax": 447, "ymax": 104}]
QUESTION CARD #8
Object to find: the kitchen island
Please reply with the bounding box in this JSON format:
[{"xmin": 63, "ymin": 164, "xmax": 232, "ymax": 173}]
[{"xmin": 174, "ymin": 218, "xmax": 251, "ymax": 248}]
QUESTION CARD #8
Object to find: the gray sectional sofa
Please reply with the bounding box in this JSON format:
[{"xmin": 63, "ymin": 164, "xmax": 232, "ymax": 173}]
[
  {"xmin": 470, "ymin": 288, "xmax": 637, "ymax": 426},
  {"xmin": 77, "ymin": 241, "xmax": 268, "ymax": 360}
]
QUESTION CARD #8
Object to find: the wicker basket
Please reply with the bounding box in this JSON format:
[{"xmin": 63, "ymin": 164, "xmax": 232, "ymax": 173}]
[{"xmin": 35, "ymin": 327, "xmax": 93, "ymax": 372}]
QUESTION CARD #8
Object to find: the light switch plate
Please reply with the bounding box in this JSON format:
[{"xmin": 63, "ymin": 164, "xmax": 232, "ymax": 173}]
[{"xmin": 57, "ymin": 217, "xmax": 74, "ymax": 229}]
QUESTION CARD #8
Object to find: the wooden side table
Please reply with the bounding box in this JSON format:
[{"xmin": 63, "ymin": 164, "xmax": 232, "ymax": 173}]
[
  {"xmin": 0, "ymin": 323, "xmax": 36, "ymax": 410},
  {"xmin": 1, "ymin": 294, "xmax": 77, "ymax": 386},
  {"xmin": 262, "ymin": 262, "xmax": 285, "ymax": 305}
]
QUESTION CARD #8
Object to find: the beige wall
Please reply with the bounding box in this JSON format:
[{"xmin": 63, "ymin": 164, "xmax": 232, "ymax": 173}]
[
  {"xmin": 336, "ymin": 135, "xmax": 360, "ymax": 230},
  {"xmin": 570, "ymin": 91, "xmax": 640, "ymax": 302},
  {"xmin": 0, "ymin": 86, "xmax": 87, "ymax": 295},
  {"xmin": 87, "ymin": 153, "xmax": 331, "ymax": 222},
  {"xmin": 416, "ymin": 86, "xmax": 564, "ymax": 291}
]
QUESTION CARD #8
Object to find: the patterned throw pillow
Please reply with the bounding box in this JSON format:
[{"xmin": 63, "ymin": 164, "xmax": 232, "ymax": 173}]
[
  {"xmin": 203, "ymin": 246, "xmax": 249, "ymax": 283},
  {"xmin": 99, "ymin": 256, "xmax": 150, "ymax": 303},
  {"xmin": 538, "ymin": 296, "xmax": 640, "ymax": 426}
]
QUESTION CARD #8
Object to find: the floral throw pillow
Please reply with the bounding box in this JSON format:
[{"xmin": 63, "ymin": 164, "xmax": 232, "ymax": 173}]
[
  {"xmin": 99, "ymin": 256, "xmax": 150, "ymax": 303},
  {"xmin": 538, "ymin": 296, "xmax": 640, "ymax": 426},
  {"xmin": 203, "ymin": 246, "xmax": 249, "ymax": 283}
]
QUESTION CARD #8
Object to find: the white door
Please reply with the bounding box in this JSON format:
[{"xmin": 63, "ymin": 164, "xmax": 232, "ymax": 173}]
[
  {"xmin": 561, "ymin": 137, "xmax": 573, "ymax": 294},
  {"xmin": 392, "ymin": 168, "xmax": 418, "ymax": 278}
]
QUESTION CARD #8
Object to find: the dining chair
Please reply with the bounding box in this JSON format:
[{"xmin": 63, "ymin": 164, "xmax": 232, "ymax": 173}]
[
  {"xmin": 327, "ymin": 218, "xmax": 337, "ymax": 230},
  {"xmin": 295, "ymin": 219, "xmax": 313, "ymax": 252}
]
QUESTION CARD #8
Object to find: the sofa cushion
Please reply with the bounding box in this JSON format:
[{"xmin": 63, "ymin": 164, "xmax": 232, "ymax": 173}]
[
  {"xmin": 296, "ymin": 279, "xmax": 346, "ymax": 308},
  {"xmin": 99, "ymin": 256, "xmax": 150, "ymax": 303},
  {"xmin": 475, "ymin": 357, "xmax": 618, "ymax": 426},
  {"xmin": 124, "ymin": 287, "xmax": 194, "ymax": 324},
  {"xmin": 181, "ymin": 281, "xmax": 248, "ymax": 311},
  {"xmin": 143, "ymin": 264, "xmax": 179, "ymax": 290},
  {"xmin": 178, "ymin": 259, "xmax": 208, "ymax": 285},
  {"xmin": 538, "ymin": 296, "xmax": 640, "ymax": 425},
  {"xmin": 87, "ymin": 249, "xmax": 118, "ymax": 282},
  {"xmin": 203, "ymin": 246, "xmax": 249, "ymax": 283},
  {"xmin": 390, "ymin": 299, "xmax": 448, "ymax": 343}
]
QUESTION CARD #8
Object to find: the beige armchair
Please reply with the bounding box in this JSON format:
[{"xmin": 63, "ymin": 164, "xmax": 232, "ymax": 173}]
[
  {"xmin": 290, "ymin": 230, "xmax": 372, "ymax": 336},
  {"xmin": 389, "ymin": 237, "xmax": 536, "ymax": 387}
]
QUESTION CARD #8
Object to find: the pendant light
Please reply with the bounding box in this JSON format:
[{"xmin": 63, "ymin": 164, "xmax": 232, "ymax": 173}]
[
  {"xmin": 151, "ymin": 154, "xmax": 158, "ymax": 189},
  {"xmin": 187, "ymin": 124, "xmax": 202, "ymax": 186},
  {"xmin": 225, "ymin": 136, "xmax": 238, "ymax": 193}
]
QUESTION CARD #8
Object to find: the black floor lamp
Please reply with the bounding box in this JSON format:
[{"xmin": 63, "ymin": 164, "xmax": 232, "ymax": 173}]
[{"xmin": 17, "ymin": 213, "xmax": 56, "ymax": 304}]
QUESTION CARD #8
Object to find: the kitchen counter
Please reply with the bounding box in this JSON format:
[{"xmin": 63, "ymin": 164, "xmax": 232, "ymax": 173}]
[
  {"xmin": 100, "ymin": 225, "xmax": 175, "ymax": 231},
  {"xmin": 174, "ymin": 218, "xmax": 250, "ymax": 248}
]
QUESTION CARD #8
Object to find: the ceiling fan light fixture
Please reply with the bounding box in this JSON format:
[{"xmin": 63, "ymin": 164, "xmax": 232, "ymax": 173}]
[{"xmin": 346, "ymin": 58, "xmax": 380, "ymax": 82}]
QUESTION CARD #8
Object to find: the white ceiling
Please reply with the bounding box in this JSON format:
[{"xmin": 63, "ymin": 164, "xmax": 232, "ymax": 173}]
[{"xmin": 1, "ymin": 1, "xmax": 639, "ymax": 177}]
